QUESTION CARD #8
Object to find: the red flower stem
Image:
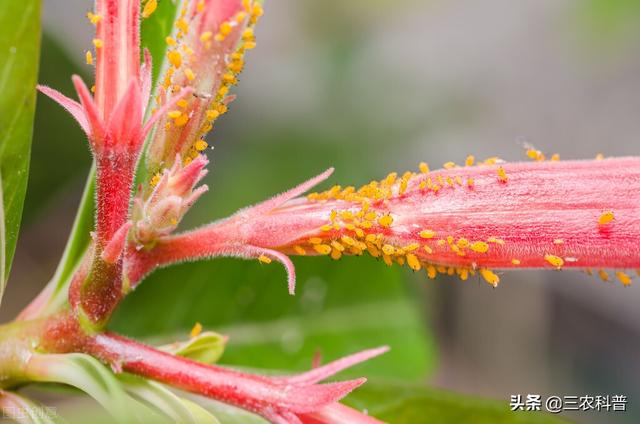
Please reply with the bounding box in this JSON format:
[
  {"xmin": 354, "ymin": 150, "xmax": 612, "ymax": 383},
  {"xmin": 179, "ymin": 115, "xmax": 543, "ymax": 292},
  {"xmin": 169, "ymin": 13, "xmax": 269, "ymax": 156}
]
[
  {"xmin": 127, "ymin": 158, "xmax": 640, "ymax": 288},
  {"xmin": 80, "ymin": 332, "xmax": 365, "ymax": 420},
  {"xmin": 94, "ymin": 0, "xmax": 140, "ymax": 120},
  {"xmin": 95, "ymin": 154, "xmax": 135, "ymax": 246}
]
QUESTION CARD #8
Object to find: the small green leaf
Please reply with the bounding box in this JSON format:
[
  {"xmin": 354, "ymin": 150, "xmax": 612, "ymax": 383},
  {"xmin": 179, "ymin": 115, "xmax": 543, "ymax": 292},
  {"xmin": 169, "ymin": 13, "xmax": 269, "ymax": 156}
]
[
  {"xmin": 158, "ymin": 331, "xmax": 227, "ymax": 364},
  {"xmin": 0, "ymin": 390, "xmax": 57, "ymax": 424},
  {"xmin": 26, "ymin": 353, "xmax": 138, "ymax": 423},
  {"xmin": 119, "ymin": 374, "xmax": 220, "ymax": 424},
  {"xmin": 179, "ymin": 393, "xmax": 267, "ymax": 424},
  {"xmin": 0, "ymin": 0, "xmax": 41, "ymax": 296}
]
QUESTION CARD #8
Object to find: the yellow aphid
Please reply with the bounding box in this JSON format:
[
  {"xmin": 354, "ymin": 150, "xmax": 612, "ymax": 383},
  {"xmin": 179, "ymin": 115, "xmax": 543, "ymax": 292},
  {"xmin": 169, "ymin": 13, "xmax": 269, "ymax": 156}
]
[
  {"xmin": 341, "ymin": 236, "xmax": 356, "ymax": 246},
  {"xmin": 235, "ymin": 11, "xmax": 248, "ymax": 23},
  {"xmin": 176, "ymin": 18, "xmax": 189, "ymax": 34},
  {"xmin": 465, "ymin": 155, "xmax": 475, "ymax": 166},
  {"xmin": 480, "ymin": 269, "xmax": 500, "ymax": 287},
  {"xmin": 598, "ymin": 269, "xmax": 610, "ymax": 282},
  {"xmin": 436, "ymin": 239, "xmax": 446, "ymax": 246},
  {"xmin": 497, "ymin": 166, "xmax": 508, "ymax": 183},
  {"xmin": 423, "ymin": 245, "xmax": 433, "ymax": 254},
  {"xmin": 92, "ymin": 38, "xmax": 103, "ymax": 49},
  {"xmin": 443, "ymin": 161, "xmax": 456, "ymax": 169},
  {"xmin": 419, "ymin": 229, "xmax": 436, "ymax": 239},
  {"xmin": 456, "ymin": 238, "xmax": 469, "ymax": 248},
  {"xmin": 487, "ymin": 237, "xmax": 505, "ymax": 245},
  {"xmin": 511, "ymin": 258, "xmax": 521, "ymax": 265},
  {"xmin": 331, "ymin": 241, "xmax": 345, "ymax": 252},
  {"xmin": 382, "ymin": 244, "xmax": 395, "ymax": 256},
  {"xmin": 466, "ymin": 177, "xmax": 474, "ymax": 188},
  {"xmin": 308, "ymin": 237, "xmax": 322, "ymax": 245},
  {"xmin": 526, "ymin": 149, "xmax": 542, "ymax": 161},
  {"xmin": 190, "ymin": 322, "xmax": 202, "ymax": 338},
  {"xmin": 459, "ymin": 268, "xmax": 469, "ymax": 281},
  {"xmin": 177, "ymin": 99, "xmax": 188, "ymax": 108},
  {"xmin": 483, "ymin": 157, "xmax": 501, "ymax": 165},
  {"xmin": 223, "ymin": 73, "xmax": 237, "ymax": 85},
  {"xmin": 446, "ymin": 235, "xmax": 454, "ymax": 245},
  {"xmin": 168, "ymin": 50, "xmax": 182, "ymax": 68},
  {"xmin": 405, "ymin": 243, "xmax": 420, "ymax": 252},
  {"xmin": 258, "ymin": 255, "xmax": 272, "ymax": 264},
  {"xmin": 319, "ymin": 224, "xmax": 332, "ymax": 232},
  {"xmin": 367, "ymin": 244, "xmax": 380, "ymax": 257},
  {"xmin": 220, "ymin": 21, "xmax": 233, "ymax": 36},
  {"xmin": 242, "ymin": 28, "xmax": 255, "ymax": 40},
  {"xmin": 142, "ymin": 0, "xmax": 158, "ymax": 18},
  {"xmin": 378, "ymin": 214, "xmax": 393, "ymax": 228},
  {"xmin": 313, "ymin": 244, "xmax": 332, "ymax": 255},
  {"xmin": 149, "ymin": 173, "xmax": 161, "ymax": 187},
  {"xmin": 195, "ymin": 139, "xmax": 208, "ymax": 151},
  {"xmin": 168, "ymin": 110, "xmax": 182, "ymax": 119},
  {"xmin": 426, "ymin": 265, "xmax": 437, "ymax": 279},
  {"xmin": 251, "ymin": 2, "xmax": 264, "ymax": 17},
  {"xmin": 550, "ymin": 154, "xmax": 560, "ymax": 161},
  {"xmin": 470, "ymin": 241, "xmax": 489, "ymax": 253},
  {"xmin": 200, "ymin": 31, "xmax": 213, "ymax": 43},
  {"xmin": 87, "ymin": 12, "xmax": 102, "ymax": 25},
  {"xmin": 175, "ymin": 114, "xmax": 189, "ymax": 127},
  {"xmin": 166, "ymin": 36, "xmax": 177, "ymax": 46},
  {"xmin": 598, "ymin": 211, "xmax": 615, "ymax": 225},
  {"xmin": 293, "ymin": 245, "xmax": 306, "ymax": 255},
  {"xmin": 406, "ymin": 254, "xmax": 421, "ymax": 271},
  {"xmin": 419, "ymin": 162, "xmax": 430, "ymax": 173},
  {"xmin": 184, "ymin": 68, "xmax": 196, "ymax": 81},
  {"xmin": 616, "ymin": 271, "xmax": 632, "ymax": 286},
  {"xmin": 206, "ymin": 109, "xmax": 220, "ymax": 120},
  {"xmin": 544, "ymin": 254, "xmax": 564, "ymax": 269},
  {"xmin": 218, "ymin": 85, "xmax": 230, "ymax": 97},
  {"xmin": 85, "ymin": 50, "xmax": 93, "ymax": 65}
]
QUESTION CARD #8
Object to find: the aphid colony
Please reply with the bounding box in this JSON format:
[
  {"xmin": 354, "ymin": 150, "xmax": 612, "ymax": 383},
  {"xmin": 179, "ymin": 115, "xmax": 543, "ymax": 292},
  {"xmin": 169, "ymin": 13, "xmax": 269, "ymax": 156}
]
[{"xmin": 270, "ymin": 154, "xmax": 634, "ymax": 288}]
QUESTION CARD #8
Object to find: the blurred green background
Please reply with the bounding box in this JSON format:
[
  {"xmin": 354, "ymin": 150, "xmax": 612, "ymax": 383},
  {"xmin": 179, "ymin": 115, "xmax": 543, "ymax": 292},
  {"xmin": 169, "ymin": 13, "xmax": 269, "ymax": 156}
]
[{"xmin": 3, "ymin": 0, "xmax": 640, "ymax": 422}]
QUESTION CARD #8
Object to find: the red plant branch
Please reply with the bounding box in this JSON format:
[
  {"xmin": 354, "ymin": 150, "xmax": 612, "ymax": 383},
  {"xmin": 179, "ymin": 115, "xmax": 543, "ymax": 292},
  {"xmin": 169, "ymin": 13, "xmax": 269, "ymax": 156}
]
[
  {"xmin": 125, "ymin": 157, "xmax": 640, "ymax": 292},
  {"xmin": 79, "ymin": 332, "xmax": 386, "ymax": 423}
]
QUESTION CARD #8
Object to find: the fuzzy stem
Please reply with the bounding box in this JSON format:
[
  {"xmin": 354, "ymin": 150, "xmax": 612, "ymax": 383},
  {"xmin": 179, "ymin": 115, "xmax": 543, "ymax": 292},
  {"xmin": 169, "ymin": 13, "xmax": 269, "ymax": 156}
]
[
  {"xmin": 126, "ymin": 158, "xmax": 640, "ymax": 289},
  {"xmin": 81, "ymin": 332, "xmax": 367, "ymax": 421}
]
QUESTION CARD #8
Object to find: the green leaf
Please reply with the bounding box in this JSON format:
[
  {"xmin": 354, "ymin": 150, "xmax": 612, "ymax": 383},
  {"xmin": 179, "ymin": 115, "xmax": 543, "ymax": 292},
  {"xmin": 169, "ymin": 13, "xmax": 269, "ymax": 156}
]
[
  {"xmin": 119, "ymin": 374, "xmax": 220, "ymax": 424},
  {"xmin": 345, "ymin": 382, "xmax": 570, "ymax": 424},
  {"xmin": 0, "ymin": 391, "xmax": 57, "ymax": 424},
  {"xmin": 158, "ymin": 331, "xmax": 227, "ymax": 364},
  {"xmin": 26, "ymin": 353, "xmax": 138, "ymax": 423},
  {"xmin": 178, "ymin": 393, "xmax": 267, "ymax": 424},
  {"xmin": 0, "ymin": 0, "xmax": 41, "ymax": 294}
]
